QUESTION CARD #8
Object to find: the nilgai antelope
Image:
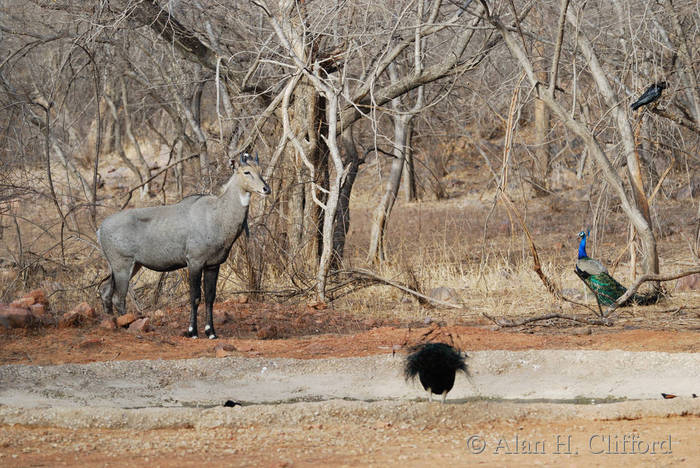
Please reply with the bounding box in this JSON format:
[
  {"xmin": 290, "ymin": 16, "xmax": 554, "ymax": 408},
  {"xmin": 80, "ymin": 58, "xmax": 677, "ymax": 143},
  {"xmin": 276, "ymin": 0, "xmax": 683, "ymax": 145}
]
[{"xmin": 97, "ymin": 153, "xmax": 270, "ymax": 339}]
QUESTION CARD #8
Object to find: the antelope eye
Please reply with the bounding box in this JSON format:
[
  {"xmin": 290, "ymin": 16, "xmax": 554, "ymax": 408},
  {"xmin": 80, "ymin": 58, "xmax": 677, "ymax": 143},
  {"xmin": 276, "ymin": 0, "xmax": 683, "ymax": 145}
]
[{"xmin": 244, "ymin": 170, "xmax": 251, "ymax": 175}]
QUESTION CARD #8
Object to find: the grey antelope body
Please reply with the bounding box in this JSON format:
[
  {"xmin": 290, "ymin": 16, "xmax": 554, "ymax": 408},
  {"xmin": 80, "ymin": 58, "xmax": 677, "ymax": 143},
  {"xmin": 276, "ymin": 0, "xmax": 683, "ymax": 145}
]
[{"xmin": 97, "ymin": 154, "xmax": 270, "ymax": 339}]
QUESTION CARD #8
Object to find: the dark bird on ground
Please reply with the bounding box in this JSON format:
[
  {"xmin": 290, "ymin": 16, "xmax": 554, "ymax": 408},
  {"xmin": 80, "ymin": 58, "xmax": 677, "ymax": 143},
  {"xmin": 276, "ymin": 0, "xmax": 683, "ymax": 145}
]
[
  {"xmin": 631, "ymin": 82, "xmax": 667, "ymax": 111},
  {"xmin": 575, "ymin": 231, "xmax": 660, "ymax": 306},
  {"xmin": 404, "ymin": 342, "xmax": 468, "ymax": 403}
]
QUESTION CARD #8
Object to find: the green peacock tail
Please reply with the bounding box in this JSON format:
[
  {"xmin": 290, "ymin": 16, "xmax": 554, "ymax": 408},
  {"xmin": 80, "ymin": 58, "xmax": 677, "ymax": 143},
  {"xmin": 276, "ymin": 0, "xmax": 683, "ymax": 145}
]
[
  {"xmin": 583, "ymin": 272, "xmax": 662, "ymax": 306},
  {"xmin": 583, "ymin": 272, "xmax": 628, "ymax": 306}
]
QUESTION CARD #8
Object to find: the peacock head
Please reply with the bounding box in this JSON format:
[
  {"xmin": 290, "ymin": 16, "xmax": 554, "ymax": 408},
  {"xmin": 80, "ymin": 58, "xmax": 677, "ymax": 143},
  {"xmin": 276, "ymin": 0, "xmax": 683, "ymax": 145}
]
[{"xmin": 577, "ymin": 230, "xmax": 590, "ymax": 258}]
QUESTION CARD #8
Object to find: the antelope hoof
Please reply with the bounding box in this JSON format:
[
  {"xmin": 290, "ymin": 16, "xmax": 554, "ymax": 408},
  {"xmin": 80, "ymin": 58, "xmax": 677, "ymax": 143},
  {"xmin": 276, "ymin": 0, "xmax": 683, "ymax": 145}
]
[
  {"xmin": 185, "ymin": 328, "xmax": 198, "ymax": 339},
  {"xmin": 208, "ymin": 333, "xmax": 218, "ymax": 340}
]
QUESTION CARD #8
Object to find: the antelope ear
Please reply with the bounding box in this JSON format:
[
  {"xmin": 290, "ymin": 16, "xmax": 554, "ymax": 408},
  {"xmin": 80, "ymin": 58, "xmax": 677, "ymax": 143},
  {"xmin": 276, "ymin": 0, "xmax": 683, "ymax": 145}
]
[{"xmin": 228, "ymin": 158, "xmax": 236, "ymax": 170}]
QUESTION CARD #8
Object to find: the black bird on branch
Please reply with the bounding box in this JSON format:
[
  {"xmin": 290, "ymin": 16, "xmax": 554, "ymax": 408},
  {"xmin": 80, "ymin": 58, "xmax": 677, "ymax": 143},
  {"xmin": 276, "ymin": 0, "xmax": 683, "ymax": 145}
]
[
  {"xmin": 630, "ymin": 82, "xmax": 668, "ymax": 111},
  {"xmin": 404, "ymin": 342, "xmax": 469, "ymax": 403}
]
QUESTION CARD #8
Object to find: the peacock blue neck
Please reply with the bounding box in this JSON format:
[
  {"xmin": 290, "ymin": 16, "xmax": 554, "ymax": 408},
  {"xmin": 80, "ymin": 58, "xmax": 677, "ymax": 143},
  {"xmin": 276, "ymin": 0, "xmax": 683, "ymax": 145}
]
[{"xmin": 578, "ymin": 233, "xmax": 588, "ymax": 259}]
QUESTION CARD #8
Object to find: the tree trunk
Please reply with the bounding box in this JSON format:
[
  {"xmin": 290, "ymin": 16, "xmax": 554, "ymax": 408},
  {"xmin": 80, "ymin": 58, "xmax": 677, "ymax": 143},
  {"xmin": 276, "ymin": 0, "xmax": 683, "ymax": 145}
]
[
  {"xmin": 533, "ymin": 95, "xmax": 550, "ymax": 194},
  {"xmin": 331, "ymin": 123, "xmax": 362, "ymax": 269},
  {"xmin": 368, "ymin": 114, "xmax": 410, "ymax": 263},
  {"xmin": 402, "ymin": 119, "xmax": 417, "ymax": 201}
]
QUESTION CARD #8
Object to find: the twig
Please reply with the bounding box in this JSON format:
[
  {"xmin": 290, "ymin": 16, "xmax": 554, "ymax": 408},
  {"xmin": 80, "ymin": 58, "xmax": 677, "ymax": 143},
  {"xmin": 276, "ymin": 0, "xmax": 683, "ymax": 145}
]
[
  {"xmin": 120, "ymin": 154, "xmax": 200, "ymax": 210},
  {"xmin": 483, "ymin": 311, "xmax": 612, "ymax": 327}
]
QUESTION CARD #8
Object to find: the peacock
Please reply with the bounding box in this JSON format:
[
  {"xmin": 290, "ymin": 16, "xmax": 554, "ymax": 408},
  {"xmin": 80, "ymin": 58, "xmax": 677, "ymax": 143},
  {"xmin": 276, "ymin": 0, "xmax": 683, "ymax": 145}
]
[
  {"xmin": 404, "ymin": 342, "xmax": 469, "ymax": 403},
  {"xmin": 574, "ymin": 230, "xmax": 659, "ymax": 306}
]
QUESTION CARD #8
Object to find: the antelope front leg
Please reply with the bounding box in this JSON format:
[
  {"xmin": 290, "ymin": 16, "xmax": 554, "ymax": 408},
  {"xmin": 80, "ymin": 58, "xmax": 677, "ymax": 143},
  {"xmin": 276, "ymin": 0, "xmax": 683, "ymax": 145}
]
[
  {"xmin": 186, "ymin": 266, "xmax": 203, "ymax": 338},
  {"xmin": 203, "ymin": 265, "xmax": 220, "ymax": 339}
]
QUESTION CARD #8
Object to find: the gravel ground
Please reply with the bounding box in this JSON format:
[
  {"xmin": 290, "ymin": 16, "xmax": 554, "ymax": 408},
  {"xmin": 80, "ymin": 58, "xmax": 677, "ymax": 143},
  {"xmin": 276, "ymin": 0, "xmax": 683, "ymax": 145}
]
[
  {"xmin": 1, "ymin": 349, "xmax": 699, "ymax": 466},
  {"xmin": 1, "ymin": 350, "xmax": 698, "ymax": 409}
]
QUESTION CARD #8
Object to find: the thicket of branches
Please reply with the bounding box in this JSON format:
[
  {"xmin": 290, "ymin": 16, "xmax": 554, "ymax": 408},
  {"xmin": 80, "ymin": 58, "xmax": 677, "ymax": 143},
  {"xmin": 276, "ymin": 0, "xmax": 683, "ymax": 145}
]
[{"xmin": 0, "ymin": 0, "xmax": 698, "ymax": 308}]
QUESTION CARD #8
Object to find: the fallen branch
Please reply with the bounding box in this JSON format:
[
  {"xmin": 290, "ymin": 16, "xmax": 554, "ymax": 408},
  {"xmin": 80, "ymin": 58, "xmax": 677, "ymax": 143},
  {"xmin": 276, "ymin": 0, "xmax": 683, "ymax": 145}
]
[
  {"xmin": 605, "ymin": 266, "xmax": 700, "ymax": 317},
  {"xmin": 344, "ymin": 268, "xmax": 462, "ymax": 309},
  {"xmin": 483, "ymin": 311, "xmax": 612, "ymax": 327}
]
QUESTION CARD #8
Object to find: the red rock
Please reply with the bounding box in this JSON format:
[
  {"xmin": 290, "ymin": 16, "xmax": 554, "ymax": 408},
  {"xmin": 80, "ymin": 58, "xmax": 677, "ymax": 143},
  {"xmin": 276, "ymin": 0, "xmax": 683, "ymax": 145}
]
[
  {"xmin": 29, "ymin": 303, "xmax": 46, "ymax": 318},
  {"xmin": 676, "ymin": 273, "xmax": 700, "ymax": 291},
  {"xmin": 116, "ymin": 313, "xmax": 137, "ymax": 327},
  {"xmin": 59, "ymin": 310, "xmax": 85, "ymax": 328},
  {"xmin": 100, "ymin": 318, "xmax": 117, "ymax": 330},
  {"xmin": 71, "ymin": 302, "xmax": 96, "ymax": 319},
  {"xmin": 78, "ymin": 337, "xmax": 103, "ymax": 348},
  {"xmin": 214, "ymin": 310, "xmax": 229, "ymax": 326},
  {"xmin": 27, "ymin": 289, "xmax": 48, "ymax": 306},
  {"xmin": 256, "ymin": 325, "xmax": 278, "ymax": 340},
  {"xmin": 10, "ymin": 297, "xmax": 35, "ymax": 308},
  {"xmin": 215, "ymin": 346, "xmax": 230, "ymax": 358},
  {"xmin": 307, "ymin": 300, "xmax": 328, "ymax": 310},
  {"xmin": 0, "ymin": 305, "xmax": 38, "ymax": 328},
  {"xmin": 128, "ymin": 317, "xmax": 151, "ymax": 333}
]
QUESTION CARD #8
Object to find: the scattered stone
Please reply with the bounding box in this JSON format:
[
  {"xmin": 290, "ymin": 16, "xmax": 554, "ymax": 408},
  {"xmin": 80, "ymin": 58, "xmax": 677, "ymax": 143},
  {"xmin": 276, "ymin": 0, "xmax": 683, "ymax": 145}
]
[
  {"xmin": 256, "ymin": 325, "xmax": 278, "ymax": 340},
  {"xmin": 78, "ymin": 337, "xmax": 103, "ymax": 349},
  {"xmin": 99, "ymin": 318, "xmax": 117, "ymax": 330},
  {"xmin": 116, "ymin": 313, "xmax": 137, "ymax": 328},
  {"xmin": 0, "ymin": 305, "xmax": 37, "ymax": 328},
  {"xmin": 10, "ymin": 296, "xmax": 35, "ymax": 308},
  {"xmin": 213, "ymin": 310, "xmax": 229, "ymax": 326},
  {"xmin": 71, "ymin": 302, "xmax": 96, "ymax": 319},
  {"xmin": 308, "ymin": 300, "xmax": 328, "ymax": 310},
  {"xmin": 237, "ymin": 295, "xmax": 249, "ymax": 304},
  {"xmin": 428, "ymin": 287, "xmax": 459, "ymax": 302},
  {"xmin": 423, "ymin": 316, "xmax": 433, "ymax": 325},
  {"xmin": 365, "ymin": 319, "xmax": 381, "ymax": 329},
  {"xmin": 29, "ymin": 303, "xmax": 46, "ymax": 318},
  {"xmin": 153, "ymin": 309, "xmax": 166, "ymax": 320},
  {"xmin": 128, "ymin": 317, "xmax": 151, "ymax": 333},
  {"xmin": 59, "ymin": 310, "xmax": 85, "ymax": 328},
  {"xmin": 215, "ymin": 346, "xmax": 231, "ymax": 358},
  {"xmin": 676, "ymin": 273, "xmax": 700, "ymax": 291},
  {"xmin": 562, "ymin": 288, "xmax": 585, "ymax": 300},
  {"xmin": 27, "ymin": 289, "xmax": 49, "ymax": 306},
  {"xmin": 571, "ymin": 327, "xmax": 593, "ymax": 336}
]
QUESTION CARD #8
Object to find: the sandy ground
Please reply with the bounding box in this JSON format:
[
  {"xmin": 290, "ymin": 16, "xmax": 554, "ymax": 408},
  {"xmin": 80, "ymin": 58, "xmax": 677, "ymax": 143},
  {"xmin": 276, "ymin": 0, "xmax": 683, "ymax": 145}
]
[{"xmin": 1, "ymin": 323, "xmax": 699, "ymax": 466}]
